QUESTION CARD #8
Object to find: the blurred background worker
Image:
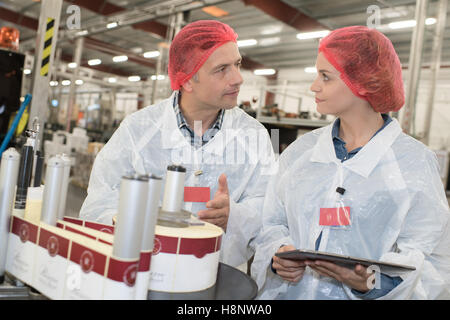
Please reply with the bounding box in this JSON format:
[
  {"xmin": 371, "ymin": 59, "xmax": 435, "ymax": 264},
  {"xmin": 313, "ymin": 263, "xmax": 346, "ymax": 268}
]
[
  {"xmin": 252, "ymin": 26, "xmax": 450, "ymax": 300},
  {"xmin": 79, "ymin": 20, "xmax": 276, "ymax": 268}
]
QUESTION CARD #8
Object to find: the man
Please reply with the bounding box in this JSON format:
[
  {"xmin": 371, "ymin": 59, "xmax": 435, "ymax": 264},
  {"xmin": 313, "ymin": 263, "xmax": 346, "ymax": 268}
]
[{"xmin": 79, "ymin": 20, "xmax": 276, "ymax": 268}]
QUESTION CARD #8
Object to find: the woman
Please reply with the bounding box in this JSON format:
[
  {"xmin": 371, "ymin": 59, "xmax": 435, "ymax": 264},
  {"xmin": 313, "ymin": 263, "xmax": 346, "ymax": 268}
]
[{"xmin": 251, "ymin": 26, "xmax": 450, "ymax": 300}]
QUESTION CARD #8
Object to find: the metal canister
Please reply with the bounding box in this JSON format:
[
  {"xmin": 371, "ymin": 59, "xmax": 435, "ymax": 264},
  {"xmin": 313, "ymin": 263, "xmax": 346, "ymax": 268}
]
[
  {"xmin": 141, "ymin": 174, "xmax": 162, "ymax": 252},
  {"xmin": 0, "ymin": 148, "xmax": 20, "ymax": 283},
  {"xmin": 57, "ymin": 154, "xmax": 71, "ymax": 221},
  {"xmin": 112, "ymin": 174, "xmax": 149, "ymax": 260},
  {"xmin": 40, "ymin": 156, "xmax": 65, "ymax": 226},
  {"xmin": 161, "ymin": 165, "xmax": 186, "ymax": 213}
]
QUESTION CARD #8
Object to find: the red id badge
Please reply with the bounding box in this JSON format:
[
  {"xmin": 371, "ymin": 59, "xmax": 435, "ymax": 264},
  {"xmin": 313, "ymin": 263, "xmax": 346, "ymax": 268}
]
[
  {"xmin": 319, "ymin": 207, "xmax": 351, "ymax": 226},
  {"xmin": 184, "ymin": 187, "xmax": 211, "ymax": 203}
]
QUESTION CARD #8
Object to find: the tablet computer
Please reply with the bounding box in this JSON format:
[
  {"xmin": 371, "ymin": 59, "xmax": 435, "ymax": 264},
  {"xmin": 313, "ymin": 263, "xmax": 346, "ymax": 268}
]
[{"xmin": 275, "ymin": 249, "xmax": 416, "ymax": 272}]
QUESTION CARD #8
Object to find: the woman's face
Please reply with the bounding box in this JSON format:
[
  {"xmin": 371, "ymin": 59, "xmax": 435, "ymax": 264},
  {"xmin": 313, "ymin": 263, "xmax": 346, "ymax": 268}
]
[{"xmin": 310, "ymin": 52, "xmax": 364, "ymax": 117}]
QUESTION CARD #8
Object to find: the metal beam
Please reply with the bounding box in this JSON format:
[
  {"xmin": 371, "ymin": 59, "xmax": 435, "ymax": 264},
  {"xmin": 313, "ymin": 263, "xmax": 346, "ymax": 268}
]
[{"xmin": 242, "ymin": 0, "xmax": 328, "ymax": 32}]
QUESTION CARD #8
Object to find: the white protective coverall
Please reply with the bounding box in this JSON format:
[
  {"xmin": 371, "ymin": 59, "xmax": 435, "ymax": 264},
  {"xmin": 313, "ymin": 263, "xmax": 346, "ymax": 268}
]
[
  {"xmin": 251, "ymin": 118, "xmax": 450, "ymax": 299},
  {"xmin": 79, "ymin": 91, "xmax": 276, "ymax": 267}
]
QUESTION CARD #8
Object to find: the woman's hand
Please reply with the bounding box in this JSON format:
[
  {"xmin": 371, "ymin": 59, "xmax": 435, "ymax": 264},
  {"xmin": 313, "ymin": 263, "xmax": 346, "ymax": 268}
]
[
  {"xmin": 305, "ymin": 260, "xmax": 374, "ymax": 293},
  {"xmin": 272, "ymin": 245, "xmax": 306, "ymax": 283}
]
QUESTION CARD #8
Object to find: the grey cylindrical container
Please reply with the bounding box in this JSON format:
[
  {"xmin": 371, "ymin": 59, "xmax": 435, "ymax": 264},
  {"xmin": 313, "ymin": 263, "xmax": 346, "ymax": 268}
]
[
  {"xmin": 141, "ymin": 175, "xmax": 162, "ymax": 252},
  {"xmin": 161, "ymin": 165, "xmax": 186, "ymax": 213},
  {"xmin": 57, "ymin": 154, "xmax": 71, "ymax": 221},
  {"xmin": 0, "ymin": 148, "xmax": 20, "ymax": 283},
  {"xmin": 40, "ymin": 156, "xmax": 65, "ymax": 226},
  {"xmin": 113, "ymin": 174, "xmax": 149, "ymax": 259}
]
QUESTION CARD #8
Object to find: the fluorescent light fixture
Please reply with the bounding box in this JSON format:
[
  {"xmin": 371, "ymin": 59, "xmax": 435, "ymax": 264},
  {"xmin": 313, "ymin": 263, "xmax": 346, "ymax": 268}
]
[
  {"xmin": 76, "ymin": 30, "xmax": 88, "ymax": 36},
  {"xmin": 426, "ymin": 18, "xmax": 436, "ymax": 25},
  {"xmin": 388, "ymin": 20, "xmax": 416, "ymax": 29},
  {"xmin": 304, "ymin": 67, "xmax": 317, "ymax": 73},
  {"xmin": 68, "ymin": 62, "xmax": 77, "ymax": 69},
  {"xmin": 259, "ymin": 37, "xmax": 280, "ymax": 46},
  {"xmin": 151, "ymin": 75, "xmax": 165, "ymax": 80},
  {"xmin": 88, "ymin": 59, "xmax": 102, "ymax": 66},
  {"xmin": 107, "ymin": 77, "xmax": 117, "ymax": 83},
  {"xmin": 128, "ymin": 76, "xmax": 141, "ymax": 82},
  {"xmin": 24, "ymin": 69, "xmax": 31, "ymax": 75},
  {"xmin": 113, "ymin": 55, "xmax": 128, "ymax": 63},
  {"xmin": 61, "ymin": 80, "xmax": 71, "ymax": 86},
  {"xmin": 296, "ymin": 30, "xmax": 330, "ymax": 40},
  {"xmin": 51, "ymin": 99, "xmax": 58, "ymax": 107},
  {"xmin": 261, "ymin": 25, "xmax": 283, "ymax": 35},
  {"xmin": 49, "ymin": 81, "xmax": 58, "ymax": 86},
  {"xmin": 237, "ymin": 39, "xmax": 257, "ymax": 47},
  {"xmin": 75, "ymin": 79, "xmax": 83, "ymax": 85},
  {"xmin": 143, "ymin": 50, "xmax": 160, "ymax": 58},
  {"xmin": 107, "ymin": 22, "xmax": 118, "ymax": 29},
  {"xmin": 253, "ymin": 69, "xmax": 276, "ymax": 76}
]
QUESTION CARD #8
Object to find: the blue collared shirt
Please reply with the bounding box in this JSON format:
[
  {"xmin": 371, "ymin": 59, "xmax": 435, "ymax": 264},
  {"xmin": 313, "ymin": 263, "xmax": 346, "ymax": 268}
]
[{"xmin": 173, "ymin": 92, "xmax": 225, "ymax": 148}]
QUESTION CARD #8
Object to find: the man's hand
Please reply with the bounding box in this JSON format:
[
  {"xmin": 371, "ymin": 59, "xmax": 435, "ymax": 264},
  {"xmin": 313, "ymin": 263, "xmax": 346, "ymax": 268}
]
[
  {"xmin": 197, "ymin": 173, "xmax": 230, "ymax": 231},
  {"xmin": 305, "ymin": 260, "xmax": 373, "ymax": 293},
  {"xmin": 272, "ymin": 245, "xmax": 306, "ymax": 283}
]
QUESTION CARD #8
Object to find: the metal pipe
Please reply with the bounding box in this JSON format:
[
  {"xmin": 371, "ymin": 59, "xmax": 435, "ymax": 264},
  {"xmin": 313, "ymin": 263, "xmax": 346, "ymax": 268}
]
[
  {"xmin": 422, "ymin": 0, "xmax": 448, "ymax": 145},
  {"xmin": 112, "ymin": 174, "xmax": 149, "ymax": 260},
  {"xmin": 0, "ymin": 148, "xmax": 20, "ymax": 283},
  {"xmin": 401, "ymin": 0, "xmax": 428, "ymax": 134},
  {"xmin": 40, "ymin": 156, "xmax": 65, "ymax": 226}
]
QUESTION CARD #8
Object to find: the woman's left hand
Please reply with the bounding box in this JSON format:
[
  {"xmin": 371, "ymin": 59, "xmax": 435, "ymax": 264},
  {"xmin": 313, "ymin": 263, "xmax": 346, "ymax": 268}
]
[{"xmin": 305, "ymin": 260, "xmax": 374, "ymax": 293}]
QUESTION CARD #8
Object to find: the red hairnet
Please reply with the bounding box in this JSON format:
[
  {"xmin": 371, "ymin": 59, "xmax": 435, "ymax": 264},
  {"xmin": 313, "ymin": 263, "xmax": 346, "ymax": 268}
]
[
  {"xmin": 318, "ymin": 26, "xmax": 404, "ymax": 113},
  {"xmin": 168, "ymin": 20, "xmax": 238, "ymax": 90}
]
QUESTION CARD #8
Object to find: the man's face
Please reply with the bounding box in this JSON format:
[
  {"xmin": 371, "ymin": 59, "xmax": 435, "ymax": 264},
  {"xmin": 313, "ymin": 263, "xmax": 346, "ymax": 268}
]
[{"xmin": 187, "ymin": 41, "xmax": 243, "ymax": 110}]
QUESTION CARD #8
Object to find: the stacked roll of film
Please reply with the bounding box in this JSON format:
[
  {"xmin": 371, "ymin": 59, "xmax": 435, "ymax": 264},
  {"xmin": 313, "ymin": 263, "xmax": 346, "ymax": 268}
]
[{"xmin": 0, "ymin": 148, "xmax": 20, "ymax": 284}]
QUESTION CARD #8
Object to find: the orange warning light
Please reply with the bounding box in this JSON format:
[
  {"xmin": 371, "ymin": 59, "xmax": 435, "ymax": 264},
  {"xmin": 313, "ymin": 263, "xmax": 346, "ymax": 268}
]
[{"xmin": 0, "ymin": 27, "xmax": 20, "ymax": 51}]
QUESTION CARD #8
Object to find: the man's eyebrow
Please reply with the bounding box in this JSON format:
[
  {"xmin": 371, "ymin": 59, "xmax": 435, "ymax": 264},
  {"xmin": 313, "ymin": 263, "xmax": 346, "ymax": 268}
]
[
  {"xmin": 212, "ymin": 58, "xmax": 242, "ymax": 71},
  {"xmin": 318, "ymin": 69, "xmax": 332, "ymax": 73}
]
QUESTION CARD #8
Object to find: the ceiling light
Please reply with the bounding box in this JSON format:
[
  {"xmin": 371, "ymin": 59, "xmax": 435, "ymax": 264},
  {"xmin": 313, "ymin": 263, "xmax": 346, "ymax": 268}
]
[
  {"xmin": 253, "ymin": 69, "xmax": 276, "ymax": 76},
  {"xmin": 128, "ymin": 76, "xmax": 141, "ymax": 82},
  {"xmin": 107, "ymin": 77, "xmax": 117, "ymax": 83},
  {"xmin": 88, "ymin": 59, "xmax": 102, "ymax": 66},
  {"xmin": 151, "ymin": 75, "xmax": 165, "ymax": 80},
  {"xmin": 61, "ymin": 80, "xmax": 71, "ymax": 86},
  {"xmin": 49, "ymin": 81, "xmax": 58, "ymax": 86},
  {"xmin": 388, "ymin": 20, "xmax": 416, "ymax": 29},
  {"xmin": 237, "ymin": 39, "xmax": 257, "ymax": 47},
  {"xmin": 113, "ymin": 55, "xmax": 128, "ymax": 63},
  {"xmin": 202, "ymin": 6, "xmax": 229, "ymax": 17},
  {"xmin": 24, "ymin": 69, "xmax": 31, "ymax": 75},
  {"xmin": 259, "ymin": 37, "xmax": 280, "ymax": 46},
  {"xmin": 75, "ymin": 79, "xmax": 83, "ymax": 85},
  {"xmin": 143, "ymin": 51, "xmax": 160, "ymax": 58},
  {"xmin": 296, "ymin": 30, "xmax": 330, "ymax": 40},
  {"xmin": 76, "ymin": 30, "xmax": 88, "ymax": 36},
  {"xmin": 426, "ymin": 18, "xmax": 436, "ymax": 25},
  {"xmin": 68, "ymin": 62, "xmax": 77, "ymax": 69},
  {"xmin": 107, "ymin": 22, "xmax": 118, "ymax": 29},
  {"xmin": 304, "ymin": 67, "xmax": 317, "ymax": 73}
]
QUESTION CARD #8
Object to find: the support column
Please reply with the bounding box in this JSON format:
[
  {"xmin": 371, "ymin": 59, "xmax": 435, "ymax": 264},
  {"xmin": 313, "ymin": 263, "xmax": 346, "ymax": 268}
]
[
  {"xmin": 28, "ymin": 0, "xmax": 63, "ymax": 149},
  {"xmin": 422, "ymin": 0, "xmax": 448, "ymax": 145},
  {"xmin": 66, "ymin": 37, "xmax": 84, "ymax": 132},
  {"xmin": 401, "ymin": 0, "xmax": 428, "ymax": 134}
]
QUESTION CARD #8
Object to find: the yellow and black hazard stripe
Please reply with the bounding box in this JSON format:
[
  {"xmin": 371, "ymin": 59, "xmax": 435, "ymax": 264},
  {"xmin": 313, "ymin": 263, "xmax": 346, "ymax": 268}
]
[{"xmin": 40, "ymin": 18, "xmax": 55, "ymax": 77}]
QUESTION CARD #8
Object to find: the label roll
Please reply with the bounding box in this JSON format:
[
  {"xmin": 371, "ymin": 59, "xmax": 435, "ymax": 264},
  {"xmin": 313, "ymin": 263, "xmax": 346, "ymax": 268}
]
[
  {"xmin": 161, "ymin": 165, "xmax": 186, "ymax": 213},
  {"xmin": 57, "ymin": 154, "xmax": 71, "ymax": 221},
  {"xmin": 40, "ymin": 156, "xmax": 65, "ymax": 226},
  {"xmin": 0, "ymin": 148, "xmax": 20, "ymax": 282}
]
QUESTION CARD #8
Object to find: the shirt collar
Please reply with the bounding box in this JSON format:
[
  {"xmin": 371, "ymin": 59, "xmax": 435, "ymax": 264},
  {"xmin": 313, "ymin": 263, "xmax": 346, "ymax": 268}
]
[{"xmin": 173, "ymin": 91, "xmax": 225, "ymax": 131}]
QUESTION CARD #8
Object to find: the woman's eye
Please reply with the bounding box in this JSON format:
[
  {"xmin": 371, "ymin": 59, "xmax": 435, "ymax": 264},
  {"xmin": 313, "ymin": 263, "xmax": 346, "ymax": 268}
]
[{"xmin": 322, "ymin": 73, "xmax": 329, "ymax": 81}]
